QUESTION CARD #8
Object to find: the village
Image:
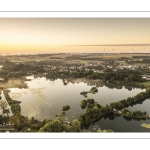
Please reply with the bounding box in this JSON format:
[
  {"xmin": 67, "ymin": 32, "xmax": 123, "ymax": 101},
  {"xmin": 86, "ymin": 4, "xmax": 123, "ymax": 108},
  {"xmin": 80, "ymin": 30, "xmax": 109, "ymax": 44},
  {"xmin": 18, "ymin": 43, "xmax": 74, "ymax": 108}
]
[{"xmin": 1, "ymin": 53, "xmax": 150, "ymax": 81}]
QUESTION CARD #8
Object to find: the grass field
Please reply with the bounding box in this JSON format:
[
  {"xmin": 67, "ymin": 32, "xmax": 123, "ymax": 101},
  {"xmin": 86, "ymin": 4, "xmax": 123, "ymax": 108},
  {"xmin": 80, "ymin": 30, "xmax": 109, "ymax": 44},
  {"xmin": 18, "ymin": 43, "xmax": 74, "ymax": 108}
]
[
  {"xmin": 2, "ymin": 53, "xmax": 150, "ymax": 65},
  {"xmin": 141, "ymin": 81, "xmax": 150, "ymax": 87}
]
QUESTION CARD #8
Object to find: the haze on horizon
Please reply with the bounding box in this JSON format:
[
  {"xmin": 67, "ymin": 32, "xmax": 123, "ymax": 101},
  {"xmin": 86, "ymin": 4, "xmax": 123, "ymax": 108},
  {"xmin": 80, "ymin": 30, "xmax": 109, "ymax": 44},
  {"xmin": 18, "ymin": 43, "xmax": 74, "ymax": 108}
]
[{"xmin": 0, "ymin": 18, "xmax": 150, "ymax": 54}]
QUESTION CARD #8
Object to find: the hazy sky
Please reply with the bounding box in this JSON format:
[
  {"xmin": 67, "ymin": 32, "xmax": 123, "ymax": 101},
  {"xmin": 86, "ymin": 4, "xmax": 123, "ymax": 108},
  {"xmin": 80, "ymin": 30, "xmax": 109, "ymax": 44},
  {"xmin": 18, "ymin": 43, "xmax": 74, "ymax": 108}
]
[{"xmin": 0, "ymin": 18, "xmax": 150, "ymax": 53}]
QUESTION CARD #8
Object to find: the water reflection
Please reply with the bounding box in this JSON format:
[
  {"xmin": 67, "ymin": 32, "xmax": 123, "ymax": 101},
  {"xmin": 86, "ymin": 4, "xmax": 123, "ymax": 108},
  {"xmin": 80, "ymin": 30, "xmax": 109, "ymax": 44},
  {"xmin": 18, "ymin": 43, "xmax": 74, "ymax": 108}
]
[
  {"xmin": 103, "ymin": 113, "xmax": 116, "ymax": 120},
  {"xmin": 8, "ymin": 76, "xmax": 145, "ymax": 124},
  {"xmin": 128, "ymin": 98, "xmax": 150, "ymax": 114},
  {"xmin": 87, "ymin": 115, "xmax": 150, "ymax": 132}
]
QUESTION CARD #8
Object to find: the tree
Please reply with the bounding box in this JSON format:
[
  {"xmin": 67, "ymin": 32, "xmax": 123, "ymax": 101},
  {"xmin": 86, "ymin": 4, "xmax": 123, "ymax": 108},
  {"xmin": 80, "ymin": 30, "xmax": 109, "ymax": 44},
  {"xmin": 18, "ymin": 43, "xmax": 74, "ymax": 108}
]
[
  {"xmin": 71, "ymin": 119, "xmax": 81, "ymax": 132},
  {"xmin": 143, "ymin": 111, "xmax": 147, "ymax": 115},
  {"xmin": 9, "ymin": 115, "xmax": 20, "ymax": 129},
  {"xmin": 30, "ymin": 116, "xmax": 35, "ymax": 123},
  {"xmin": 87, "ymin": 98, "xmax": 95, "ymax": 104},
  {"xmin": 122, "ymin": 108, "xmax": 129, "ymax": 115},
  {"xmin": 126, "ymin": 112, "xmax": 132, "ymax": 117},
  {"xmin": 0, "ymin": 100, "xmax": 8, "ymax": 114},
  {"xmin": 39, "ymin": 119, "xmax": 67, "ymax": 132},
  {"xmin": 115, "ymin": 102, "xmax": 122, "ymax": 109},
  {"xmin": 102, "ymin": 76, "xmax": 106, "ymax": 81},
  {"xmin": 101, "ymin": 106, "xmax": 108, "ymax": 114},
  {"xmin": 110, "ymin": 77, "xmax": 115, "ymax": 82},
  {"xmin": 128, "ymin": 75, "xmax": 133, "ymax": 82},
  {"xmin": 96, "ymin": 103, "xmax": 101, "ymax": 109},
  {"xmin": 90, "ymin": 87, "xmax": 98, "ymax": 94},
  {"xmin": 110, "ymin": 102, "xmax": 117, "ymax": 109},
  {"xmin": 3, "ymin": 108, "xmax": 10, "ymax": 116},
  {"xmin": 124, "ymin": 77, "xmax": 129, "ymax": 82},
  {"xmin": 20, "ymin": 115, "xmax": 28, "ymax": 123},
  {"xmin": 62, "ymin": 105, "xmax": 70, "ymax": 111},
  {"xmin": 80, "ymin": 100, "xmax": 87, "ymax": 109}
]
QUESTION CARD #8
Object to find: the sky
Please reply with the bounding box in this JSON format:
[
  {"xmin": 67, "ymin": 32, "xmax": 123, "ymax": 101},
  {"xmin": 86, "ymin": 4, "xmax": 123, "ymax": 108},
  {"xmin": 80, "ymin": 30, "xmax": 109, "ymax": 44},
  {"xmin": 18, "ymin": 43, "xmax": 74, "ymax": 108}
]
[{"xmin": 0, "ymin": 18, "xmax": 150, "ymax": 54}]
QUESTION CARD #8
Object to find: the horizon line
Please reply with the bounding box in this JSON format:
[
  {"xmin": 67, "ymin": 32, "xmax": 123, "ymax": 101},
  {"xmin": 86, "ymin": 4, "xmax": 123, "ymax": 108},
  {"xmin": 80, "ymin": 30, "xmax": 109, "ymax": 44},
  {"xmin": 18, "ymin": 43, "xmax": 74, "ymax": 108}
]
[{"xmin": 64, "ymin": 44, "xmax": 150, "ymax": 47}]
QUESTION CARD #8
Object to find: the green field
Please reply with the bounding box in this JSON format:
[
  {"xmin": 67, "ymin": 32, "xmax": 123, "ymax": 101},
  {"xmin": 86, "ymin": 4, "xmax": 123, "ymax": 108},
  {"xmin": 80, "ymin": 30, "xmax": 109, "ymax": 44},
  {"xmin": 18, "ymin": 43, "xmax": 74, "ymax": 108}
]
[{"xmin": 142, "ymin": 81, "xmax": 150, "ymax": 87}]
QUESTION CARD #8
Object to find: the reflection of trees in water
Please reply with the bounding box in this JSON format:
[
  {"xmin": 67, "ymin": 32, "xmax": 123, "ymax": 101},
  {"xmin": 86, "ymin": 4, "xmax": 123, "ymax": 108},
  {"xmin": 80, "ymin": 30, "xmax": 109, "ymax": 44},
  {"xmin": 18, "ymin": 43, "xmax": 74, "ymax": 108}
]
[
  {"xmin": 133, "ymin": 118, "xmax": 147, "ymax": 121},
  {"xmin": 68, "ymin": 78, "xmax": 143, "ymax": 91},
  {"xmin": 103, "ymin": 113, "xmax": 118, "ymax": 121},
  {"xmin": 106, "ymin": 114, "xmax": 115, "ymax": 120},
  {"xmin": 49, "ymin": 78, "xmax": 57, "ymax": 81},
  {"xmin": 67, "ymin": 78, "xmax": 102, "ymax": 87},
  {"xmin": 83, "ymin": 113, "xmax": 118, "ymax": 130},
  {"xmin": 124, "ymin": 85, "xmax": 132, "ymax": 91},
  {"xmin": 123, "ymin": 116, "xmax": 147, "ymax": 121},
  {"xmin": 84, "ymin": 112, "xmax": 148, "ymax": 130},
  {"xmin": 82, "ymin": 121, "xmax": 95, "ymax": 130},
  {"xmin": 128, "ymin": 99, "xmax": 145, "ymax": 107},
  {"xmin": 123, "ymin": 116, "xmax": 132, "ymax": 121},
  {"xmin": 41, "ymin": 76, "xmax": 144, "ymax": 91},
  {"xmin": 103, "ymin": 82, "xmax": 144, "ymax": 91},
  {"xmin": 103, "ymin": 113, "xmax": 144, "ymax": 122},
  {"xmin": 87, "ymin": 82, "xmax": 97, "ymax": 86}
]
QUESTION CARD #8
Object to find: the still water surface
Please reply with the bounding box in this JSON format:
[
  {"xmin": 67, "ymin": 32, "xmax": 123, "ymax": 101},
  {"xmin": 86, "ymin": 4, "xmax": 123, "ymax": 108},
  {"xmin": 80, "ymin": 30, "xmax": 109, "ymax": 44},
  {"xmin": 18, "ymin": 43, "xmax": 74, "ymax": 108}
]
[{"xmin": 8, "ymin": 76, "xmax": 150, "ymax": 132}]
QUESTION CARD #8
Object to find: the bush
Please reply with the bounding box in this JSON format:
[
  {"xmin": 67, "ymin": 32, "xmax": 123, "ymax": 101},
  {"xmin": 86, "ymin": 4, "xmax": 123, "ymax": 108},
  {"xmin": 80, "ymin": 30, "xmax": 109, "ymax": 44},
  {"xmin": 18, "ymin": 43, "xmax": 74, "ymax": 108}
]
[
  {"xmin": 80, "ymin": 100, "xmax": 87, "ymax": 109},
  {"xmin": 62, "ymin": 105, "xmax": 70, "ymax": 111}
]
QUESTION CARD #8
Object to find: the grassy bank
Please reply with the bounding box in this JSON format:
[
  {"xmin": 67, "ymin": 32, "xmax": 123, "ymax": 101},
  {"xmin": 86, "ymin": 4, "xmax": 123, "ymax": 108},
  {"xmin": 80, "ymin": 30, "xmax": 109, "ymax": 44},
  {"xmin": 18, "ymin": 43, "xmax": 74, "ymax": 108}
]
[
  {"xmin": 3, "ymin": 90, "xmax": 21, "ymax": 115},
  {"xmin": 0, "ymin": 78, "xmax": 28, "ymax": 89},
  {"xmin": 142, "ymin": 81, "xmax": 150, "ymax": 87}
]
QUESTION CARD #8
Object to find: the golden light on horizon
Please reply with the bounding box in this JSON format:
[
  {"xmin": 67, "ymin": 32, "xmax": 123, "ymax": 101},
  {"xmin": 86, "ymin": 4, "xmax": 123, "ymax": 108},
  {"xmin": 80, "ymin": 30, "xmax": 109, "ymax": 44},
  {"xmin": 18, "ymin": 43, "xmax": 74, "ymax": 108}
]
[{"xmin": 0, "ymin": 18, "xmax": 150, "ymax": 53}]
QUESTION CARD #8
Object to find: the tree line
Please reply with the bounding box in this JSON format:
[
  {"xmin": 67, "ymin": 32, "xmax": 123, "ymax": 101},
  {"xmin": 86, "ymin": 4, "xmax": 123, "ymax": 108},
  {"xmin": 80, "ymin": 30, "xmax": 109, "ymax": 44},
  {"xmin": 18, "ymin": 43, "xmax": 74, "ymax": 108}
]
[{"xmin": 78, "ymin": 87, "xmax": 150, "ymax": 126}]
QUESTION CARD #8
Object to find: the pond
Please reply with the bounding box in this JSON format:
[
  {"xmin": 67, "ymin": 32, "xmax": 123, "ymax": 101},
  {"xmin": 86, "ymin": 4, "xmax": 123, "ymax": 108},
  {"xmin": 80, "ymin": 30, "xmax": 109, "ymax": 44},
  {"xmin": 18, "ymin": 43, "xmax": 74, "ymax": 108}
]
[
  {"xmin": 128, "ymin": 98, "xmax": 150, "ymax": 114},
  {"xmin": 7, "ymin": 76, "xmax": 145, "ymax": 124},
  {"xmin": 86, "ymin": 113, "xmax": 150, "ymax": 132}
]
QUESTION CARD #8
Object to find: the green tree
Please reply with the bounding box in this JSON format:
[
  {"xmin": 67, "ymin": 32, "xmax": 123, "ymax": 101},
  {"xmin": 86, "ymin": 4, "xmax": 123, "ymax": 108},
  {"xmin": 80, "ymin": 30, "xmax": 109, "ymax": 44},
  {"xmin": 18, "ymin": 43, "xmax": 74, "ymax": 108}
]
[
  {"xmin": 124, "ymin": 77, "xmax": 129, "ymax": 82},
  {"xmin": 39, "ymin": 119, "xmax": 67, "ymax": 132},
  {"xmin": 87, "ymin": 98, "xmax": 95, "ymax": 104},
  {"xmin": 110, "ymin": 102, "xmax": 117, "ymax": 109},
  {"xmin": 71, "ymin": 119, "xmax": 81, "ymax": 132},
  {"xmin": 126, "ymin": 112, "xmax": 132, "ymax": 117},
  {"xmin": 30, "ymin": 116, "xmax": 35, "ymax": 123},
  {"xmin": 128, "ymin": 75, "xmax": 133, "ymax": 82},
  {"xmin": 143, "ymin": 111, "xmax": 147, "ymax": 115},
  {"xmin": 3, "ymin": 108, "xmax": 10, "ymax": 116},
  {"xmin": 62, "ymin": 105, "xmax": 70, "ymax": 111},
  {"xmin": 101, "ymin": 106, "xmax": 108, "ymax": 114},
  {"xmin": 80, "ymin": 100, "xmax": 87, "ymax": 109},
  {"xmin": 9, "ymin": 115, "xmax": 20, "ymax": 129},
  {"xmin": 122, "ymin": 108, "xmax": 129, "ymax": 115},
  {"xmin": 110, "ymin": 77, "xmax": 115, "ymax": 82},
  {"xmin": 0, "ymin": 100, "xmax": 8, "ymax": 114}
]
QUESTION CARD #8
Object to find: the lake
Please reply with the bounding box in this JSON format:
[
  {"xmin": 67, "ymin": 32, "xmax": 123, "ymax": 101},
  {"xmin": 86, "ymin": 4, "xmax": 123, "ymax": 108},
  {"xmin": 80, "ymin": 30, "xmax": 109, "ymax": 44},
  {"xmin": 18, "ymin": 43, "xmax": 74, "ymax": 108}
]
[
  {"xmin": 7, "ymin": 76, "xmax": 150, "ymax": 132},
  {"xmin": 86, "ymin": 114, "xmax": 150, "ymax": 132}
]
